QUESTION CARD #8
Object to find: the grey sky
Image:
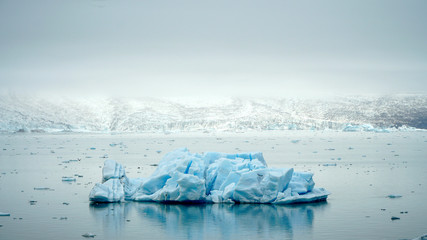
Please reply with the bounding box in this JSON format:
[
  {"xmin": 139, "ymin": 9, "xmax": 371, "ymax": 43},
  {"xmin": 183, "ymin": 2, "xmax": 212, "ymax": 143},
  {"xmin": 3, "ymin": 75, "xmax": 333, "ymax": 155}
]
[{"xmin": 1, "ymin": 0, "xmax": 426, "ymax": 97}]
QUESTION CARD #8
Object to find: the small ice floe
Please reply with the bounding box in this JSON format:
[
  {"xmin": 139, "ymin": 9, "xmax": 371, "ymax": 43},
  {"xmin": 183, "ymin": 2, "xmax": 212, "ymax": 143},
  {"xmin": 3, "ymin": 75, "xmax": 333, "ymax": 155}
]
[
  {"xmin": 387, "ymin": 194, "xmax": 402, "ymax": 199},
  {"xmin": 62, "ymin": 177, "xmax": 76, "ymax": 182},
  {"xmin": 412, "ymin": 233, "xmax": 427, "ymax": 240},
  {"xmin": 34, "ymin": 187, "xmax": 54, "ymax": 191},
  {"xmin": 69, "ymin": 159, "xmax": 79, "ymax": 162},
  {"xmin": 0, "ymin": 212, "xmax": 11, "ymax": 216},
  {"xmin": 82, "ymin": 233, "xmax": 96, "ymax": 238},
  {"xmin": 323, "ymin": 163, "xmax": 337, "ymax": 167}
]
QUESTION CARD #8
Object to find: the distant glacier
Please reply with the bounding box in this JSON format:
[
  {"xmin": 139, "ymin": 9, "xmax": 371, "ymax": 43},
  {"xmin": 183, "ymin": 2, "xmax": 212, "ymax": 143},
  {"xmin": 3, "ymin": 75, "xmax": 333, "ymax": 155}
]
[{"xmin": 0, "ymin": 94, "xmax": 426, "ymax": 133}]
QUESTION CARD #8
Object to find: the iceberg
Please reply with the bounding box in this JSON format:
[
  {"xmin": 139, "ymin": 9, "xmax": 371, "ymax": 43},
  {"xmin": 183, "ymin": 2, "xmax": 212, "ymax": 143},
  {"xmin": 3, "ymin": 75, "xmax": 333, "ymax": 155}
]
[
  {"xmin": 82, "ymin": 233, "xmax": 96, "ymax": 238},
  {"xmin": 89, "ymin": 148, "xmax": 330, "ymax": 204}
]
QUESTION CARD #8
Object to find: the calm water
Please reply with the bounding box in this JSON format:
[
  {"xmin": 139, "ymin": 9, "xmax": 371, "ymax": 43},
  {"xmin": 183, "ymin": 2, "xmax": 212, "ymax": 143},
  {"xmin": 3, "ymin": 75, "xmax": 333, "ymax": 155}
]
[{"xmin": 0, "ymin": 131, "xmax": 426, "ymax": 239}]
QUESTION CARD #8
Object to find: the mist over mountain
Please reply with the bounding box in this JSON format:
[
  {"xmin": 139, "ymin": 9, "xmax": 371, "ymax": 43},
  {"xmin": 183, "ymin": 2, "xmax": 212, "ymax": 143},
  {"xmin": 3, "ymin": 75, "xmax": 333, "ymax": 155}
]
[{"xmin": 0, "ymin": 94, "xmax": 426, "ymax": 133}]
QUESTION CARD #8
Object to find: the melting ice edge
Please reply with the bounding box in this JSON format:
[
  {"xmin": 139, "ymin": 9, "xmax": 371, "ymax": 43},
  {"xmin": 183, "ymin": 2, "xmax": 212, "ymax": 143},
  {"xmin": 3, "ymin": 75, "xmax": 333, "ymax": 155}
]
[{"xmin": 89, "ymin": 148, "xmax": 330, "ymax": 204}]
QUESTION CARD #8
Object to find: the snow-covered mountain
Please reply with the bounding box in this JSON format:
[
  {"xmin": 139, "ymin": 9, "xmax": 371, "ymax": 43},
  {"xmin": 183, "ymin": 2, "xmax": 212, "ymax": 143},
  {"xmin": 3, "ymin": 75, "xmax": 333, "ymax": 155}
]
[{"xmin": 0, "ymin": 94, "xmax": 426, "ymax": 133}]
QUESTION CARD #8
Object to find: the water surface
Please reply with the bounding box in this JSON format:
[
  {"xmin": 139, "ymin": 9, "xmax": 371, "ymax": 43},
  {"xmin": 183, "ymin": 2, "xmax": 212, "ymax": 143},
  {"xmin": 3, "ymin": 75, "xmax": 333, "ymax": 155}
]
[{"xmin": 0, "ymin": 131, "xmax": 426, "ymax": 239}]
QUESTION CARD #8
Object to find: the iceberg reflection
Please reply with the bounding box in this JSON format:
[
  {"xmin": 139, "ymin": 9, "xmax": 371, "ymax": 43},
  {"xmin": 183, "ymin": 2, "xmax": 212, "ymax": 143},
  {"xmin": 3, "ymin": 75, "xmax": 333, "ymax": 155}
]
[
  {"xmin": 89, "ymin": 202, "xmax": 131, "ymax": 238},
  {"xmin": 90, "ymin": 202, "xmax": 327, "ymax": 239}
]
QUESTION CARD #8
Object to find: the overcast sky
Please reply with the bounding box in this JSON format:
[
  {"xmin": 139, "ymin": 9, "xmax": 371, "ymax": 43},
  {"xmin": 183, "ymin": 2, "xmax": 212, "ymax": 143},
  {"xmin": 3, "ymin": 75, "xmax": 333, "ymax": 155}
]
[{"xmin": 0, "ymin": 0, "xmax": 426, "ymax": 98}]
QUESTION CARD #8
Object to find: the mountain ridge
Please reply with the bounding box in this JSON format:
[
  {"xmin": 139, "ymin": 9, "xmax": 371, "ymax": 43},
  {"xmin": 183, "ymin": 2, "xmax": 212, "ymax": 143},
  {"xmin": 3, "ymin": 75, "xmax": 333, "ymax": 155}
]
[{"xmin": 1, "ymin": 94, "xmax": 426, "ymax": 133}]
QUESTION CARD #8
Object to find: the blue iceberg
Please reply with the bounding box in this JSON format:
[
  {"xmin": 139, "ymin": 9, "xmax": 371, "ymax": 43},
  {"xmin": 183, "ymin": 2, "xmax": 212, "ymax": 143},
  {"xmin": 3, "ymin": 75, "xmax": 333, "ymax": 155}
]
[{"xmin": 89, "ymin": 148, "xmax": 330, "ymax": 204}]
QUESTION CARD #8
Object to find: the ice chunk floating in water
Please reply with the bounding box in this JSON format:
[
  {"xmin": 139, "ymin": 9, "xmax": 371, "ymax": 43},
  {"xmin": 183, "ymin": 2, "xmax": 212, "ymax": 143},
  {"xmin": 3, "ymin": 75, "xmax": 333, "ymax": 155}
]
[{"xmin": 89, "ymin": 148, "xmax": 330, "ymax": 204}]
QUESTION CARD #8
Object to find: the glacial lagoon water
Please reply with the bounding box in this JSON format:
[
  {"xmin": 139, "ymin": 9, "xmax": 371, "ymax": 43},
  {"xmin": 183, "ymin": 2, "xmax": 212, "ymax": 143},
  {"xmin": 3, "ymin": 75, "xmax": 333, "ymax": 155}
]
[{"xmin": 0, "ymin": 131, "xmax": 426, "ymax": 239}]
